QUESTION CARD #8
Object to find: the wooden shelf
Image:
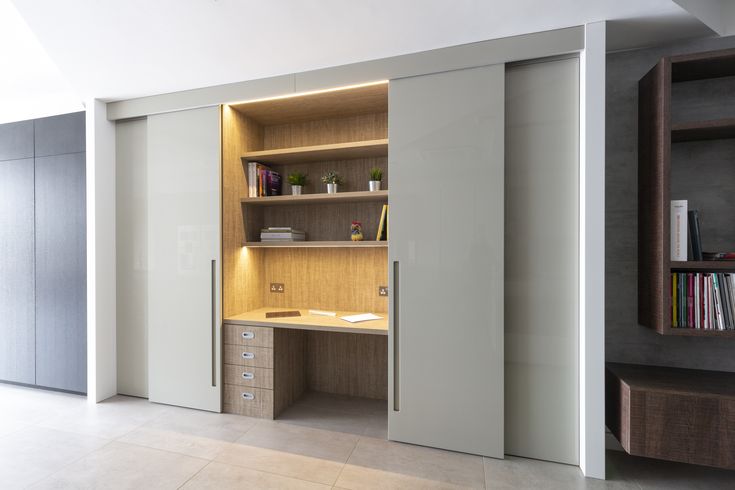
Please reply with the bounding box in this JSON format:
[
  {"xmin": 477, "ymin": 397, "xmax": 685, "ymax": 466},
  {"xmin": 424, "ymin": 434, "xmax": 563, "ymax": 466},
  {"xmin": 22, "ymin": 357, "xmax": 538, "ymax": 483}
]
[
  {"xmin": 241, "ymin": 190, "xmax": 388, "ymax": 206},
  {"xmin": 671, "ymin": 48, "xmax": 735, "ymax": 82},
  {"xmin": 225, "ymin": 307, "xmax": 388, "ymax": 336},
  {"xmin": 671, "ymin": 119, "xmax": 735, "ymax": 142},
  {"xmin": 661, "ymin": 327, "xmax": 735, "ymax": 337},
  {"xmin": 243, "ymin": 240, "xmax": 387, "ymax": 248},
  {"xmin": 670, "ymin": 261, "xmax": 735, "ymax": 271},
  {"xmin": 242, "ymin": 139, "xmax": 388, "ymax": 164}
]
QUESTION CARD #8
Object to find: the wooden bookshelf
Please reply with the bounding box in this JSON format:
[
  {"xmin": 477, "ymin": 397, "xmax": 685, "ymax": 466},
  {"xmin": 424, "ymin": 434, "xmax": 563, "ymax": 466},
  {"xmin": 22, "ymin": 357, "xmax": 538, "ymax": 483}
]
[
  {"xmin": 241, "ymin": 190, "xmax": 388, "ymax": 206},
  {"xmin": 243, "ymin": 240, "xmax": 387, "ymax": 248},
  {"xmin": 671, "ymin": 118, "xmax": 735, "ymax": 143},
  {"xmin": 242, "ymin": 139, "xmax": 388, "ymax": 164},
  {"xmin": 638, "ymin": 48, "xmax": 735, "ymax": 337}
]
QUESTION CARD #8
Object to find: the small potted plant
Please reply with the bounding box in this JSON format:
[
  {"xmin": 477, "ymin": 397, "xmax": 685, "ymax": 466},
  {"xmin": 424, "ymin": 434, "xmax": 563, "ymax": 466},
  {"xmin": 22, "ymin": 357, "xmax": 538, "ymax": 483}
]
[
  {"xmin": 322, "ymin": 171, "xmax": 342, "ymax": 194},
  {"xmin": 287, "ymin": 171, "xmax": 307, "ymax": 195},
  {"xmin": 369, "ymin": 167, "xmax": 383, "ymax": 192}
]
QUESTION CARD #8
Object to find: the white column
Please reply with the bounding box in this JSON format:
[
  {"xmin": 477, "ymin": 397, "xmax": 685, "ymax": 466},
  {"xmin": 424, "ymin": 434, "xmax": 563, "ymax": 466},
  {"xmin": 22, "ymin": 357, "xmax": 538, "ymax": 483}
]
[
  {"xmin": 86, "ymin": 99, "xmax": 117, "ymax": 403},
  {"xmin": 579, "ymin": 21, "xmax": 606, "ymax": 479}
]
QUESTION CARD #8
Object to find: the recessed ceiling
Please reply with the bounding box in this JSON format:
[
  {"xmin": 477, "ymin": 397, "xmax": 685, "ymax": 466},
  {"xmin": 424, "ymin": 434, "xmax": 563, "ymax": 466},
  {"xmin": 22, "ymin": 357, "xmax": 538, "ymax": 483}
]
[{"xmin": 9, "ymin": 0, "xmax": 716, "ymax": 104}]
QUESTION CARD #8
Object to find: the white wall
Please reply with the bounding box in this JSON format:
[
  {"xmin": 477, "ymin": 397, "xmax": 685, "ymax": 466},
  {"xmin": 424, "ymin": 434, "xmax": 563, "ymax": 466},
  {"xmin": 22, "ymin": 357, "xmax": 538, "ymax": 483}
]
[
  {"xmin": 579, "ymin": 21, "xmax": 606, "ymax": 480},
  {"xmin": 86, "ymin": 99, "xmax": 117, "ymax": 403},
  {"xmin": 116, "ymin": 118, "xmax": 148, "ymax": 397}
]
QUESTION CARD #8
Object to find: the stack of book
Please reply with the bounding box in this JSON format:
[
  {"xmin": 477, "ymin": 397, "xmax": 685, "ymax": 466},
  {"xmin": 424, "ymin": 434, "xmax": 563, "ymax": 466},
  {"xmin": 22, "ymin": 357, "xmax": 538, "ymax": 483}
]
[
  {"xmin": 260, "ymin": 227, "xmax": 305, "ymax": 242},
  {"xmin": 672, "ymin": 272, "xmax": 735, "ymax": 330},
  {"xmin": 247, "ymin": 162, "xmax": 281, "ymax": 197}
]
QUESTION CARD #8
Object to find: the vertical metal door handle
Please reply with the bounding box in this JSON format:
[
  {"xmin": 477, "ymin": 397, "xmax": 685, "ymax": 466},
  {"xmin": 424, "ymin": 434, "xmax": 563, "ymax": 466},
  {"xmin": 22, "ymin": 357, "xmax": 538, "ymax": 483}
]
[
  {"xmin": 211, "ymin": 259, "xmax": 216, "ymax": 387},
  {"xmin": 393, "ymin": 260, "xmax": 400, "ymax": 412}
]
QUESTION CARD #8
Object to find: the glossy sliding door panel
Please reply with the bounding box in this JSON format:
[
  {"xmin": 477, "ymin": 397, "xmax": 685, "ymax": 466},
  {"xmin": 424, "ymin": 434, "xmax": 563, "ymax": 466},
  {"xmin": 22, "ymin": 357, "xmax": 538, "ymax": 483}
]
[
  {"xmin": 388, "ymin": 65, "xmax": 505, "ymax": 458},
  {"xmin": 0, "ymin": 158, "xmax": 35, "ymax": 384},
  {"xmin": 147, "ymin": 106, "xmax": 221, "ymax": 412},
  {"xmin": 505, "ymin": 58, "xmax": 579, "ymax": 464},
  {"xmin": 35, "ymin": 152, "xmax": 87, "ymax": 393}
]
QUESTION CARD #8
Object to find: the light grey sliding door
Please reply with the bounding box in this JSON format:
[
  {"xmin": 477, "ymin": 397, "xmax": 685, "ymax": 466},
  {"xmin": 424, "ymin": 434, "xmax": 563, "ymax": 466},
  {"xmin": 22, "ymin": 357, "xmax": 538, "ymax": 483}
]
[
  {"xmin": 504, "ymin": 57, "xmax": 579, "ymax": 464},
  {"xmin": 147, "ymin": 106, "xmax": 221, "ymax": 412},
  {"xmin": 35, "ymin": 152, "xmax": 87, "ymax": 393},
  {"xmin": 388, "ymin": 65, "xmax": 505, "ymax": 458},
  {"xmin": 0, "ymin": 158, "xmax": 35, "ymax": 385}
]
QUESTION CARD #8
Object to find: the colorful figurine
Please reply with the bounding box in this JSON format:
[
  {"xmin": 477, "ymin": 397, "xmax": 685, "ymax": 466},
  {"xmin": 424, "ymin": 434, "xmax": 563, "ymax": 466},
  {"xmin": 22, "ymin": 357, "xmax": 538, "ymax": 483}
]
[{"xmin": 351, "ymin": 221, "xmax": 364, "ymax": 241}]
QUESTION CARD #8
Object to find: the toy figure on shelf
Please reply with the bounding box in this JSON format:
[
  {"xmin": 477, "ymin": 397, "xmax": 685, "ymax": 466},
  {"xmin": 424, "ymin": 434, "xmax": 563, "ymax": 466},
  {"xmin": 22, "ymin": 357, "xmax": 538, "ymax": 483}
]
[{"xmin": 351, "ymin": 221, "xmax": 364, "ymax": 241}]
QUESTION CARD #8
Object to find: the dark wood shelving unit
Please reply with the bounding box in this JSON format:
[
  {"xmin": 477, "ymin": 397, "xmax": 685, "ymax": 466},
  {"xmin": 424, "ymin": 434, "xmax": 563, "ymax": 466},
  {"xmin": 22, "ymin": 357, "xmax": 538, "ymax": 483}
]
[{"xmin": 638, "ymin": 48, "xmax": 735, "ymax": 337}]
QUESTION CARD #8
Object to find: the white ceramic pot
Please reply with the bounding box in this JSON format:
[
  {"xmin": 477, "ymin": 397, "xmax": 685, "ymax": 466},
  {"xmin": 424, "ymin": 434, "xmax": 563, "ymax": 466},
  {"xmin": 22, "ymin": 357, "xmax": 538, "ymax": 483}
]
[
  {"xmin": 369, "ymin": 180, "xmax": 381, "ymax": 192},
  {"xmin": 327, "ymin": 183, "xmax": 338, "ymax": 194},
  {"xmin": 291, "ymin": 185, "xmax": 302, "ymax": 195}
]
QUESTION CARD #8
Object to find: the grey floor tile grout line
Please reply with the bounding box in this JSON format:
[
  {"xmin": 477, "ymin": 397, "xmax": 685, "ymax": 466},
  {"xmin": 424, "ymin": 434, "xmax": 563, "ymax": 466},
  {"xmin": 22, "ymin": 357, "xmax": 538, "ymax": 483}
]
[
  {"xmin": 27, "ymin": 438, "xmax": 118, "ymax": 489},
  {"xmin": 176, "ymin": 459, "xmax": 214, "ymax": 490},
  {"xmin": 332, "ymin": 433, "xmax": 362, "ymax": 488}
]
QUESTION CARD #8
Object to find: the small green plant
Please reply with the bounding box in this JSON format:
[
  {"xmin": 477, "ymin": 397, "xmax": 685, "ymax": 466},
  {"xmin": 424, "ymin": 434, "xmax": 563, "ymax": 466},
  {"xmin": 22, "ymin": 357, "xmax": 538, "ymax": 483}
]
[
  {"xmin": 287, "ymin": 172, "xmax": 308, "ymax": 186},
  {"xmin": 369, "ymin": 167, "xmax": 383, "ymax": 181},
  {"xmin": 321, "ymin": 171, "xmax": 342, "ymax": 185}
]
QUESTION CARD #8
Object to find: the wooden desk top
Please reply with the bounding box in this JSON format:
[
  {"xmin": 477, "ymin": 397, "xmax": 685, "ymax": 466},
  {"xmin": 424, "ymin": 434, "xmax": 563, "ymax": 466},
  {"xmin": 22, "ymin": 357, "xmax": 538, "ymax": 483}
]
[{"xmin": 224, "ymin": 307, "xmax": 388, "ymax": 336}]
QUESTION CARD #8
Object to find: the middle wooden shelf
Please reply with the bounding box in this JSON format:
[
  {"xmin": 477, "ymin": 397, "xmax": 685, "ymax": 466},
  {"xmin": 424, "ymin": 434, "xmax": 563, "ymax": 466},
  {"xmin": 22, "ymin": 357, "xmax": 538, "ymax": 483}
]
[
  {"xmin": 241, "ymin": 139, "xmax": 388, "ymax": 164},
  {"xmin": 241, "ymin": 190, "xmax": 388, "ymax": 206}
]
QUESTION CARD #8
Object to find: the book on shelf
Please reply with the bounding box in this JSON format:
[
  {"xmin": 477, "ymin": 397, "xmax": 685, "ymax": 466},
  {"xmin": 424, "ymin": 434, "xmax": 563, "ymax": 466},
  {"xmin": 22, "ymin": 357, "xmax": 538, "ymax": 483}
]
[
  {"xmin": 671, "ymin": 200, "xmax": 687, "ymax": 261},
  {"xmin": 248, "ymin": 162, "xmax": 282, "ymax": 197},
  {"xmin": 704, "ymin": 252, "xmax": 735, "ymax": 261},
  {"xmin": 260, "ymin": 227, "xmax": 305, "ymax": 242},
  {"xmin": 376, "ymin": 204, "xmax": 388, "ymax": 241},
  {"xmin": 688, "ymin": 209, "xmax": 703, "ymax": 261},
  {"xmin": 671, "ymin": 272, "xmax": 735, "ymax": 330}
]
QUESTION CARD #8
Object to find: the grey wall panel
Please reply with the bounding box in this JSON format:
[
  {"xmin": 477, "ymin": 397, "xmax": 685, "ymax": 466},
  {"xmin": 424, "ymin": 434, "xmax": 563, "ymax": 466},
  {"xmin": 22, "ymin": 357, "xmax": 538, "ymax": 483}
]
[
  {"xmin": 505, "ymin": 58, "xmax": 580, "ymax": 464},
  {"xmin": 606, "ymin": 35, "xmax": 735, "ymax": 372},
  {"xmin": 388, "ymin": 65, "xmax": 505, "ymax": 458},
  {"xmin": 35, "ymin": 152, "xmax": 87, "ymax": 393},
  {"xmin": 0, "ymin": 158, "xmax": 35, "ymax": 384},
  {"xmin": 116, "ymin": 117, "xmax": 149, "ymax": 397},
  {"xmin": 0, "ymin": 120, "xmax": 34, "ymax": 161},
  {"xmin": 34, "ymin": 112, "xmax": 86, "ymax": 157}
]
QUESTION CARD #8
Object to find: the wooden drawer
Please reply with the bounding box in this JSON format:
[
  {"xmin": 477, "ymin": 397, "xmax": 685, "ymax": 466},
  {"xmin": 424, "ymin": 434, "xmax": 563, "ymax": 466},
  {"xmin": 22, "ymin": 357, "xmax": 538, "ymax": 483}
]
[
  {"xmin": 223, "ymin": 324, "xmax": 273, "ymax": 348},
  {"xmin": 223, "ymin": 364, "xmax": 273, "ymax": 389},
  {"xmin": 224, "ymin": 344, "xmax": 273, "ymax": 368},
  {"xmin": 223, "ymin": 384, "xmax": 273, "ymax": 418}
]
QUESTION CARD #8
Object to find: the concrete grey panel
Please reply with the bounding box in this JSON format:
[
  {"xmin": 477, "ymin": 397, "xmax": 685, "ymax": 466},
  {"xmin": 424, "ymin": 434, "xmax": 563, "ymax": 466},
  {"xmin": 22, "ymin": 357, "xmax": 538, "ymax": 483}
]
[
  {"xmin": 35, "ymin": 152, "xmax": 87, "ymax": 393},
  {"xmin": 0, "ymin": 120, "xmax": 34, "ymax": 161},
  {"xmin": 0, "ymin": 158, "xmax": 35, "ymax": 384},
  {"xmin": 606, "ymin": 35, "xmax": 735, "ymax": 372},
  {"xmin": 34, "ymin": 112, "xmax": 86, "ymax": 157}
]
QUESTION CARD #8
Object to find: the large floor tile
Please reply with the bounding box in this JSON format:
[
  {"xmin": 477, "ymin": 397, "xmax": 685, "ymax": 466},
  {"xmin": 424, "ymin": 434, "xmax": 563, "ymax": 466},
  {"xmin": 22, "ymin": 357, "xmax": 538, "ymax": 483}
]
[
  {"xmin": 0, "ymin": 384, "xmax": 85, "ymax": 425},
  {"xmin": 36, "ymin": 395, "xmax": 169, "ymax": 439},
  {"xmin": 216, "ymin": 421, "xmax": 359, "ymax": 485},
  {"xmin": 181, "ymin": 461, "xmax": 331, "ymax": 489},
  {"xmin": 0, "ymin": 426, "xmax": 109, "ymax": 489},
  {"xmin": 484, "ymin": 455, "xmax": 639, "ymax": 490},
  {"xmin": 31, "ymin": 441, "xmax": 208, "ymax": 489},
  {"xmin": 336, "ymin": 437, "xmax": 485, "ymax": 490},
  {"xmin": 119, "ymin": 405, "xmax": 257, "ymax": 459}
]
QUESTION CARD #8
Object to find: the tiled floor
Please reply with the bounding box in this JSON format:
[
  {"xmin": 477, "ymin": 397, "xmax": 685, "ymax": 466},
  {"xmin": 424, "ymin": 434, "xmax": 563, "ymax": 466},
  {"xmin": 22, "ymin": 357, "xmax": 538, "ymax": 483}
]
[{"xmin": 1, "ymin": 383, "xmax": 734, "ymax": 489}]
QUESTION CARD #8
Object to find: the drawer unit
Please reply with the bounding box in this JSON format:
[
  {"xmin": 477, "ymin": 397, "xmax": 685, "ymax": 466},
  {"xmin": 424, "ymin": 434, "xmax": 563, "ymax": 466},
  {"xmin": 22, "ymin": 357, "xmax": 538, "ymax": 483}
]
[
  {"xmin": 224, "ymin": 344, "xmax": 273, "ymax": 368},
  {"xmin": 223, "ymin": 324, "xmax": 273, "ymax": 348},
  {"xmin": 224, "ymin": 384, "xmax": 274, "ymax": 418},
  {"xmin": 224, "ymin": 364, "xmax": 273, "ymax": 390}
]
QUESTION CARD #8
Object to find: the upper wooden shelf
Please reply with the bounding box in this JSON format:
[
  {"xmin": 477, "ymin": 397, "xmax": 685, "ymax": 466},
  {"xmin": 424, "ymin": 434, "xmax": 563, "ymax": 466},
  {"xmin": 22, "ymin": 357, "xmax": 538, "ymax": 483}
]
[
  {"xmin": 671, "ymin": 48, "xmax": 735, "ymax": 82},
  {"xmin": 225, "ymin": 307, "xmax": 388, "ymax": 336},
  {"xmin": 243, "ymin": 240, "xmax": 387, "ymax": 248},
  {"xmin": 662, "ymin": 327, "xmax": 735, "ymax": 337},
  {"xmin": 670, "ymin": 261, "xmax": 735, "ymax": 271},
  {"xmin": 241, "ymin": 190, "xmax": 388, "ymax": 206},
  {"xmin": 671, "ymin": 119, "xmax": 735, "ymax": 143},
  {"xmin": 242, "ymin": 139, "xmax": 388, "ymax": 164},
  {"xmin": 228, "ymin": 82, "xmax": 388, "ymax": 125}
]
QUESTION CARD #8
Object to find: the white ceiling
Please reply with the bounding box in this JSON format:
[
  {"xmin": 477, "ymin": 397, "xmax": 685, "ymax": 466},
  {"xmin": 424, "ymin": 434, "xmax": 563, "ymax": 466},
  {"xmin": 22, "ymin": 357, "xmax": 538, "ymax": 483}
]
[
  {"xmin": 0, "ymin": 1, "xmax": 83, "ymax": 124},
  {"xmin": 6, "ymin": 0, "xmax": 718, "ymax": 107}
]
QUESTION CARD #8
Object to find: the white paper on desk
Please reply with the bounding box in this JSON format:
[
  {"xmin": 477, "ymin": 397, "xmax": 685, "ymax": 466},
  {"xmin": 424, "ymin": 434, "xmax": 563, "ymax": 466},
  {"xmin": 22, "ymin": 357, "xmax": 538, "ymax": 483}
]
[{"xmin": 340, "ymin": 313, "xmax": 382, "ymax": 323}]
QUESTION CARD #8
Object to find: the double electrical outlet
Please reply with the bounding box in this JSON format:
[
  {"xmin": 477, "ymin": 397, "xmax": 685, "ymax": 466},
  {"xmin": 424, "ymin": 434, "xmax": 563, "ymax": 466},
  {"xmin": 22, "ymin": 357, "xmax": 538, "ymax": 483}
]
[{"xmin": 270, "ymin": 283, "xmax": 284, "ymax": 293}]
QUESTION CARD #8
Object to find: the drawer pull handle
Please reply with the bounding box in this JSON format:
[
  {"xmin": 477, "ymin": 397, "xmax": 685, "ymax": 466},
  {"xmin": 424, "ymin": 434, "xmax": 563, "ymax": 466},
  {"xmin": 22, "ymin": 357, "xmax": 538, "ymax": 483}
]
[
  {"xmin": 242, "ymin": 331, "xmax": 255, "ymax": 340},
  {"xmin": 242, "ymin": 392, "xmax": 254, "ymax": 400},
  {"xmin": 242, "ymin": 372, "xmax": 254, "ymax": 380},
  {"xmin": 242, "ymin": 352, "xmax": 254, "ymax": 359}
]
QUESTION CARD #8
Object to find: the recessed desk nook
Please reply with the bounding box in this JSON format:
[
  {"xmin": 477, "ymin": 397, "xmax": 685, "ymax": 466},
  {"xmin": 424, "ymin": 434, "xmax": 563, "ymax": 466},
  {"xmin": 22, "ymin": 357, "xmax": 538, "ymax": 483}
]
[{"xmin": 221, "ymin": 83, "xmax": 389, "ymax": 422}]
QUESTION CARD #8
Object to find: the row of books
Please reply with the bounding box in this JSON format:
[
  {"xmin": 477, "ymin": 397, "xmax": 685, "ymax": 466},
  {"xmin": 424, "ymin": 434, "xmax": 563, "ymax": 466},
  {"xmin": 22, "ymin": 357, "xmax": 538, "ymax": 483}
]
[
  {"xmin": 260, "ymin": 227, "xmax": 305, "ymax": 242},
  {"xmin": 672, "ymin": 272, "xmax": 735, "ymax": 330},
  {"xmin": 247, "ymin": 162, "xmax": 281, "ymax": 197}
]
